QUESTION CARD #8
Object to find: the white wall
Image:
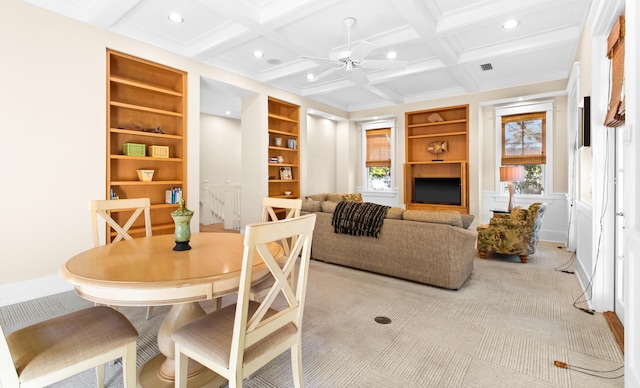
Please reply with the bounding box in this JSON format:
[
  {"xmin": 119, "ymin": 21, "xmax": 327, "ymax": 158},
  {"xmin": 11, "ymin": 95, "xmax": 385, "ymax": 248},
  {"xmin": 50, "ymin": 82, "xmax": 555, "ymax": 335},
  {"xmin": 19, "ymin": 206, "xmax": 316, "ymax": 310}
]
[
  {"xmin": 200, "ymin": 113, "xmax": 242, "ymax": 185},
  {"xmin": 306, "ymin": 115, "xmax": 337, "ymax": 194}
]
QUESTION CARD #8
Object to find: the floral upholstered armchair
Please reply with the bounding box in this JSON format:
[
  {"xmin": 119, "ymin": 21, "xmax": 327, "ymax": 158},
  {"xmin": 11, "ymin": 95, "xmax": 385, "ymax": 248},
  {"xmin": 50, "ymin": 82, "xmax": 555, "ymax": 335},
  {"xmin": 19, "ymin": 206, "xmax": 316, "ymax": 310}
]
[{"xmin": 476, "ymin": 202, "xmax": 548, "ymax": 263}]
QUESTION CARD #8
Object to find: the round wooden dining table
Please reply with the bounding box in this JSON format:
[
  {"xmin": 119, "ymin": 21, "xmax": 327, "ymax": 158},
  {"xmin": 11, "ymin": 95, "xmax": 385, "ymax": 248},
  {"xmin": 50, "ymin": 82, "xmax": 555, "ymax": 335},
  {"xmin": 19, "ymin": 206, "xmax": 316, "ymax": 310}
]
[{"xmin": 60, "ymin": 232, "xmax": 281, "ymax": 388}]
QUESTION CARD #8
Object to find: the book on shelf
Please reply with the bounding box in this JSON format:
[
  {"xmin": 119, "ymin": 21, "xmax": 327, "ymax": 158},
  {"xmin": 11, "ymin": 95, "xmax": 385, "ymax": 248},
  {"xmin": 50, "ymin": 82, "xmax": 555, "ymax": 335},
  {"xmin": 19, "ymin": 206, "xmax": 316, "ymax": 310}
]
[{"xmin": 166, "ymin": 187, "xmax": 183, "ymax": 204}]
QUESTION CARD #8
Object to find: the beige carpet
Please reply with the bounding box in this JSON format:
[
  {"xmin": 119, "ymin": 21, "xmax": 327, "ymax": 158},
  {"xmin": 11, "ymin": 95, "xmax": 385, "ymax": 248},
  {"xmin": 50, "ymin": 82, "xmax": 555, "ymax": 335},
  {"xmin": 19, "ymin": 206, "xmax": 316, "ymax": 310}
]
[{"xmin": 0, "ymin": 242, "xmax": 624, "ymax": 387}]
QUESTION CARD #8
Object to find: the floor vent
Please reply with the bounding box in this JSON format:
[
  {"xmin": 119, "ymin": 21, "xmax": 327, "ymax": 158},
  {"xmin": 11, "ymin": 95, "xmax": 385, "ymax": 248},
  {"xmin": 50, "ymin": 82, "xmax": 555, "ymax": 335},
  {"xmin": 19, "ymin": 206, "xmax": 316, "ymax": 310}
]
[{"xmin": 480, "ymin": 63, "xmax": 493, "ymax": 71}]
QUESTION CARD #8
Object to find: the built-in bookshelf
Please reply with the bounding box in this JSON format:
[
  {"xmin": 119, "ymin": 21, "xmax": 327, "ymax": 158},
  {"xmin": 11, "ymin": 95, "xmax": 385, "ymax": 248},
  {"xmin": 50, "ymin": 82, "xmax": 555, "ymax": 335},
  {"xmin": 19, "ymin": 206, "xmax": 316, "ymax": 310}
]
[
  {"xmin": 267, "ymin": 97, "xmax": 300, "ymax": 200},
  {"xmin": 404, "ymin": 104, "xmax": 469, "ymax": 213},
  {"xmin": 106, "ymin": 49, "xmax": 187, "ymax": 239}
]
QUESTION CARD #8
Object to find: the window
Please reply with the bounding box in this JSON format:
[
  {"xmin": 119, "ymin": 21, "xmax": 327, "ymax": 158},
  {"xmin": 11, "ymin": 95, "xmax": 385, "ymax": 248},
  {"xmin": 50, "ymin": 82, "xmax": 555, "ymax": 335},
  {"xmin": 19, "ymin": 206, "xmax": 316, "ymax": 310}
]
[
  {"xmin": 361, "ymin": 120, "xmax": 395, "ymax": 192},
  {"xmin": 496, "ymin": 102, "xmax": 553, "ymax": 196}
]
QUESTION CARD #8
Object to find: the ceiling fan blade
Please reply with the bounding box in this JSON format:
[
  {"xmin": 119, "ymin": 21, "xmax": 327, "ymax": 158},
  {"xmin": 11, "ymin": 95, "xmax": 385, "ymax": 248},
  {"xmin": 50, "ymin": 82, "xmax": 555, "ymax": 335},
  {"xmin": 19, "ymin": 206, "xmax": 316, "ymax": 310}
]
[
  {"xmin": 298, "ymin": 55, "xmax": 338, "ymax": 64},
  {"xmin": 308, "ymin": 65, "xmax": 342, "ymax": 82},
  {"xmin": 347, "ymin": 69, "xmax": 369, "ymax": 85},
  {"xmin": 360, "ymin": 59, "xmax": 408, "ymax": 70},
  {"xmin": 350, "ymin": 41, "xmax": 376, "ymax": 60}
]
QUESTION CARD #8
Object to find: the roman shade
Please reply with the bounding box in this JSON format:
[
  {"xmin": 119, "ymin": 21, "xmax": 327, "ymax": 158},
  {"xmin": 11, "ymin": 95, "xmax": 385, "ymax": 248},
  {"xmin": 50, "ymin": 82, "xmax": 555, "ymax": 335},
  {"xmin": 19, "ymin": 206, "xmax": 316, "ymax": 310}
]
[
  {"xmin": 365, "ymin": 128, "xmax": 391, "ymax": 167},
  {"xmin": 604, "ymin": 15, "xmax": 625, "ymax": 127},
  {"xmin": 501, "ymin": 112, "xmax": 546, "ymax": 165}
]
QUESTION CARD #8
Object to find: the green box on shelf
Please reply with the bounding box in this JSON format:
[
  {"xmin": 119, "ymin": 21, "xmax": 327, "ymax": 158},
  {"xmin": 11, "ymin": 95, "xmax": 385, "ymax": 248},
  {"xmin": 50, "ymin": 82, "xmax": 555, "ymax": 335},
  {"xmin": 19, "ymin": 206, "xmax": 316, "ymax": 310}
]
[{"xmin": 123, "ymin": 143, "xmax": 146, "ymax": 156}]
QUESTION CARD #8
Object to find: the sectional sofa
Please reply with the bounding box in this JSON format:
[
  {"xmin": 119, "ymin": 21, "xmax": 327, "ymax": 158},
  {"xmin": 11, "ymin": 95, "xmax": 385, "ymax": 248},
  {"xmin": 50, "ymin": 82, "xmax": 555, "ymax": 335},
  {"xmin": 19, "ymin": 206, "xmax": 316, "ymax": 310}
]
[{"xmin": 300, "ymin": 193, "xmax": 478, "ymax": 290}]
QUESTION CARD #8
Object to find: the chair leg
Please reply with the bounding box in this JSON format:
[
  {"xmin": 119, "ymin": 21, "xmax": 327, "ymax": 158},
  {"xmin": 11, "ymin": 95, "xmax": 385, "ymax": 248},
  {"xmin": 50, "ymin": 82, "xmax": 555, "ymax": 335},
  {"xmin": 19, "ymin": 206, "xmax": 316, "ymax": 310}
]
[
  {"xmin": 175, "ymin": 345, "xmax": 189, "ymax": 388},
  {"xmin": 96, "ymin": 363, "xmax": 105, "ymax": 388},
  {"xmin": 146, "ymin": 306, "xmax": 154, "ymax": 320},
  {"xmin": 123, "ymin": 342, "xmax": 137, "ymax": 388},
  {"xmin": 519, "ymin": 255, "xmax": 528, "ymax": 263},
  {"xmin": 291, "ymin": 344, "xmax": 304, "ymax": 388},
  {"xmin": 478, "ymin": 251, "xmax": 487, "ymax": 259}
]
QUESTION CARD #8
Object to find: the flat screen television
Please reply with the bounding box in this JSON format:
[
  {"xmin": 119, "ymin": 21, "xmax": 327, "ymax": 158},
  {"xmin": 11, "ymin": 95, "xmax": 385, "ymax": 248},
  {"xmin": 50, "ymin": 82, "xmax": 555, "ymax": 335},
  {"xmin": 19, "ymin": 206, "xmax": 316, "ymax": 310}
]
[{"xmin": 414, "ymin": 177, "xmax": 461, "ymax": 205}]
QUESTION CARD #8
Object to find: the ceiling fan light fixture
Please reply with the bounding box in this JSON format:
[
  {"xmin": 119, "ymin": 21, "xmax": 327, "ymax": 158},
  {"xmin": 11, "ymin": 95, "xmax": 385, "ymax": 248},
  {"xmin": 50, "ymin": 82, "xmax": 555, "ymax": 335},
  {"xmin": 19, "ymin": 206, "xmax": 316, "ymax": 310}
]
[
  {"xmin": 503, "ymin": 19, "xmax": 519, "ymax": 29},
  {"xmin": 346, "ymin": 61, "xmax": 354, "ymax": 72},
  {"xmin": 168, "ymin": 13, "xmax": 183, "ymax": 23}
]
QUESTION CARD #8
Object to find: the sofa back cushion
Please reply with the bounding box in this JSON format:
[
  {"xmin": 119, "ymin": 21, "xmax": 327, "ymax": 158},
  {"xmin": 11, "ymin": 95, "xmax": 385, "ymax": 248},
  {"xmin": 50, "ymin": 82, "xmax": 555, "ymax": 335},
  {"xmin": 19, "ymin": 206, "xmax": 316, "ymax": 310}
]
[
  {"xmin": 321, "ymin": 201, "xmax": 339, "ymax": 213},
  {"xmin": 326, "ymin": 193, "xmax": 346, "ymax": 203},
  {"xmin": 386, "ymin": 207, "xmax": 405, "ymax": 219},
  {"xmin": 305, "ymin": 193, "xmax": 327, "ymax": 202},
  {"xmin": 301, "ymin": 199, "xmax": 322, "ymax": 213},
  {"xmin": 403, "ymin": 210, "xmax": 464, "ymax": 228}
]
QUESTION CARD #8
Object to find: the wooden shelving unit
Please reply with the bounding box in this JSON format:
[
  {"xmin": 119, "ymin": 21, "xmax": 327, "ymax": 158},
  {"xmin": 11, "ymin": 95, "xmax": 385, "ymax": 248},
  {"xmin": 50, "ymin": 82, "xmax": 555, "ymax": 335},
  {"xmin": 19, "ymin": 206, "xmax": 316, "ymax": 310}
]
[
  {"xmin": 268, "ymin": 97, "xmax": 300, "ymax": 200},
  {"xmin": 106, "ymin": 49, "xmax": 187, "ymax": 238},
  {"xmin": 404, "ymin": 104, "xmax": 469, "ymax": 213}
]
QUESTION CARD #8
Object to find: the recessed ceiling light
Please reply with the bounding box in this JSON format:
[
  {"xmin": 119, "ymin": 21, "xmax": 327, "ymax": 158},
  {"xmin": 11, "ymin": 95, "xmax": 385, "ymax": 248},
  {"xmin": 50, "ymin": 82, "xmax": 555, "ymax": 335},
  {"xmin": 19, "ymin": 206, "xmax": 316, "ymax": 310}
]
[
  {"xmin": 306, "ymin": 73, "xmax": 315, "ymax": 81},
  {"xmin": 168, "ymin": 13, "xmax": 183, "ymax": 23},
  {"xmin": 253, "ymin": 50, "xmax": 264, "ymax": 58},
  {"xmin": 225, "ymin": 110, "xmax": 231, "ymax": 115},
  {"xmin": 503, "ymin": 19, "xmax": 519, "ymax": 29},
  {"xmin": 386, "ymin": 51, "xmax": 397, "ymax": 60}
]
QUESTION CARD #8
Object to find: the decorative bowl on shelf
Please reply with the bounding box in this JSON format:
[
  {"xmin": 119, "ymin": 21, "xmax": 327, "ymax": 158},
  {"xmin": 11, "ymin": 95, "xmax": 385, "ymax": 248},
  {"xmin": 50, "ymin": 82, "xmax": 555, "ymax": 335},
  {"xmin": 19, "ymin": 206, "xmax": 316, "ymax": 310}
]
[
  {"xmin": 284, "ymin": 191, "xmax": 292, "ymax": 195},
  {"xmin": 136, "ymin": 169, "xmax": 154, "ymax": 182}
]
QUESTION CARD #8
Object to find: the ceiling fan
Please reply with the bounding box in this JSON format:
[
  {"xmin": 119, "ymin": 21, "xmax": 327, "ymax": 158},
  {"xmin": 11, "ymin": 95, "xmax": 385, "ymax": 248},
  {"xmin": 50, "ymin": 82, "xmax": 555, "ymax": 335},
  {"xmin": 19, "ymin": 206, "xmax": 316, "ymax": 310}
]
[{"xmin": 300, "ymin": 17, "xmax": 407, "ymax": 84}]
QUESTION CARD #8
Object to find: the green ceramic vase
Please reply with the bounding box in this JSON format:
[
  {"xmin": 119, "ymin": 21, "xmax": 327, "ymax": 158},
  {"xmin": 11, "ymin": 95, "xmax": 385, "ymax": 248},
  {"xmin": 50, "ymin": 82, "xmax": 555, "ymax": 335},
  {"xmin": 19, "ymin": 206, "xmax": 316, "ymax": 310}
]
[{"xmin": 171, "ymin": 199, "xmax": 194, "ymax": 251}]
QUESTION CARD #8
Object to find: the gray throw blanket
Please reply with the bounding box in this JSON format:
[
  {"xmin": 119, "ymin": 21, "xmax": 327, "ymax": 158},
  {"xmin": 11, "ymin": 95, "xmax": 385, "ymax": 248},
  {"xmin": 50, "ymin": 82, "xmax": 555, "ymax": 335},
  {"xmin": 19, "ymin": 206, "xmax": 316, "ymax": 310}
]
[{"xmin": 331, "ymin": 201, "xmax": 390, "ymax": 238}]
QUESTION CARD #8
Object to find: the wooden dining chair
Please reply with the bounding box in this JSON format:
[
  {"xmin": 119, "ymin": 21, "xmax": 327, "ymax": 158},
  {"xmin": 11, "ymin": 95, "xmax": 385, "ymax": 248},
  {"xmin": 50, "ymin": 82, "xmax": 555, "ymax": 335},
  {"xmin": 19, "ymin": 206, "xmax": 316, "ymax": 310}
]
[
  {"xmin": 90, "ymin": 198, "xmax": 155, "ymax": 319},
  {"xmin": 250, "ymin": 197, "xmax": 303, "ymax": 302},
  {"xmin": 0, "ymin": 306, "xmax": 138, "ymax": 388},
  {"xmin": 172, "ymin": 213, "xmax": 317, "ymax": 388},
  {"xmin": 90, "ymin": 198, "xmax": 152, "ymax": 246}
]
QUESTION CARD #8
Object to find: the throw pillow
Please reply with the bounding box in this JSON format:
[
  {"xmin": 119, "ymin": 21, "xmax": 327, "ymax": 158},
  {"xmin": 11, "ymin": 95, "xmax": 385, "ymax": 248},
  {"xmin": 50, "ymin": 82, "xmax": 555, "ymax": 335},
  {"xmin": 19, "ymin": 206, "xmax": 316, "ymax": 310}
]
[
  {"xmin": 343, "ymin": 193, "xmax": 363, "ymax": 203},
  {"xmin": 326, "ymin": 193, "xmax": 345, "ymax": 203},
  {"xmin": 305, "ymin": 193, "xmax": 327, "ymax": 202},
  {"xmin": 301, "ymin": 200, "xmax": 322, "ymax": 213},
  {"xmin": 321, "ymin": 201, "xmax": 339, "ymax": 213},
  {"xmin": 403, "ymin": 210, "xmax": 464, "ymax": 228},
  {"xmin": 386, "ymin": 207, "xmax": 404, "ymax": 219}
]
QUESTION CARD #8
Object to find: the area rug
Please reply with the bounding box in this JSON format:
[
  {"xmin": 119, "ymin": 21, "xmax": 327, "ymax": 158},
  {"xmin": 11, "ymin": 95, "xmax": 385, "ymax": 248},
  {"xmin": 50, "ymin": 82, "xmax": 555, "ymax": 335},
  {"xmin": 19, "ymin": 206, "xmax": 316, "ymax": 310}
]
[{"xmin": 0, "ymin": 242, "xmax": 624, "ymax": 387}]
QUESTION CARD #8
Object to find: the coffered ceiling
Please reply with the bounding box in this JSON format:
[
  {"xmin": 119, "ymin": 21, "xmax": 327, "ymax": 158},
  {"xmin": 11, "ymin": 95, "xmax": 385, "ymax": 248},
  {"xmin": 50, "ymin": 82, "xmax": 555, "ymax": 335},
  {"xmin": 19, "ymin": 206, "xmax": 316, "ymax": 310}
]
[{"xmin": 22, "ymin": 0, "xmax": 591, "ymax": 117}]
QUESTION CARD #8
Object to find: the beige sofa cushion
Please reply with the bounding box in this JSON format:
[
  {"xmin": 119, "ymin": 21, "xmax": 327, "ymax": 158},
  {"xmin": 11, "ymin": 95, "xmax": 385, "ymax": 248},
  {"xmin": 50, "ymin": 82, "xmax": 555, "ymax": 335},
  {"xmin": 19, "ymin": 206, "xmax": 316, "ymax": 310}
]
[
  {"xmin": 386, "ymin": 207, "xmax": 404, "ymax": 219},
  {"xmin": 321, "ymin": 201, "xmax": 339, "ymax": 213},
  {"xmin": 460, "ymin": 214, "xmax": 475, "ymax": 229},
  {"xmin": 301, "ymin": 199, "xmax": 322, "ymax": 213},
  {"xmin": 326, "ymin": 193, "xmax": 345, "ymax": 203},
  {"xmin": 305, "ymin": 193, "xmax": 327, "ymax": 202},
  {"xmin": 403, "ymin": 210, "xmax": 464, "ymax": 228}
]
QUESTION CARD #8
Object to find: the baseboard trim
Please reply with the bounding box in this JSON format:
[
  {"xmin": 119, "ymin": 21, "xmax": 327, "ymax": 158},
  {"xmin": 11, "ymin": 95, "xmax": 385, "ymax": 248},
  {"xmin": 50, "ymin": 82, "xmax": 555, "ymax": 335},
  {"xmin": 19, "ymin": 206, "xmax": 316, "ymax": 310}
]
[
  {"xmin": 603, "ymin": 311, "xmax": 624, "ymax": 354},
  {"xmin": 0, "ymin": 275, "xmax": 73, "ymax": 307}
]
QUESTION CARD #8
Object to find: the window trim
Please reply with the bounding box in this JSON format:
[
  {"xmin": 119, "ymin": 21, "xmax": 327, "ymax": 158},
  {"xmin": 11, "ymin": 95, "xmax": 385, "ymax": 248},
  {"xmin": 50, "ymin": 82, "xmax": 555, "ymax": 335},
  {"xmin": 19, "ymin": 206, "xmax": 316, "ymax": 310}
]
[
  {"xmin": 360, "ymin": 119, "xmax": 396, "ymax": 192},
  {"xmin": 495, "ymin": 101, "xmax": 554, "ymax": 197}
]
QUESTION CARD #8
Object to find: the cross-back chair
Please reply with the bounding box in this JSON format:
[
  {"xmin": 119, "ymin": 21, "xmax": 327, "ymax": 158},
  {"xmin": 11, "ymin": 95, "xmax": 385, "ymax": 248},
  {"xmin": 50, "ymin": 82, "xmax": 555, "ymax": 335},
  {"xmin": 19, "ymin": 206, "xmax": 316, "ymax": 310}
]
[
  {"xmin": 0, "ymin": 306, "xmax": 138, "ymax": 388},
  {"xmin": 90, "ymin": 198, "xmax": 152, "ymax": 247},
  {"xmin": 250, "ymin": 197, "xmax": 303, "ymax": 302},
  {"xmin": 260, "ymin": 197, "xmax": 302, "ymax": 253},
  {"xmin": 90, "ymin": 198, "xmax": 155, "ymax": 319},
  {"xmin": 172, "ymin": 213, "xmax": 317, "ymax": 388}
]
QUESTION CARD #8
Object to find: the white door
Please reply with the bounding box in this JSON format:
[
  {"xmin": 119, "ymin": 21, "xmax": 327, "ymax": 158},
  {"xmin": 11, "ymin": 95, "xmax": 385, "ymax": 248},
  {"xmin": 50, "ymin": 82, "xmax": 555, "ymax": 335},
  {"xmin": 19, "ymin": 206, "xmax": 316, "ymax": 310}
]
[{"xmin": 614, "ymin": 130, "xmax": 625, "ymax": 322}]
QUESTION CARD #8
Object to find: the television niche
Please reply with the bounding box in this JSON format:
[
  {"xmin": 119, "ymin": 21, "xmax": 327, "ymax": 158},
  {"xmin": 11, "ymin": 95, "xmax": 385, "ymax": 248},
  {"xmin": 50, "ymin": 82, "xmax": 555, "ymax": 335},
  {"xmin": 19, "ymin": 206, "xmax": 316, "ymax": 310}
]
[{"xmin": 414, "ymin": 177, "xmax": 461, "ymax": 206}]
